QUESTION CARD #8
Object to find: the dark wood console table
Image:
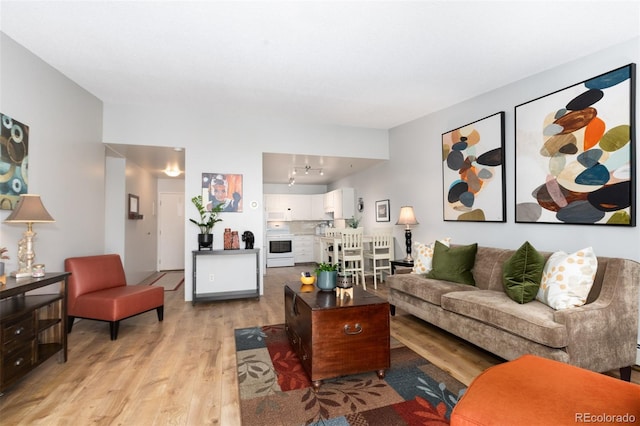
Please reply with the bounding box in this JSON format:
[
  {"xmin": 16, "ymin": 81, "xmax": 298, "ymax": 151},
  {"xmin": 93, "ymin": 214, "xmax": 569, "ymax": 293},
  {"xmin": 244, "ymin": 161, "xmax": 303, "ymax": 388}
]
[
  {"xmin": 192, "ymin": 249, "xmax": 260, "ymax": 305},
  {"xmin": 0, "ymin": 272, "xmax": 70, "ymax": 393}
]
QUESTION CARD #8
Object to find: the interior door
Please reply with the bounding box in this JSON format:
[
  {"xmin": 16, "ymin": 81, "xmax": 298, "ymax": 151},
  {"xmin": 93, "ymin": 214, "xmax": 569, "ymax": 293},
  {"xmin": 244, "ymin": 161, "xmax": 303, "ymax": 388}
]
[{"xmin": 158, "ymin": 192, "xmax": 185, "ymax": 271}]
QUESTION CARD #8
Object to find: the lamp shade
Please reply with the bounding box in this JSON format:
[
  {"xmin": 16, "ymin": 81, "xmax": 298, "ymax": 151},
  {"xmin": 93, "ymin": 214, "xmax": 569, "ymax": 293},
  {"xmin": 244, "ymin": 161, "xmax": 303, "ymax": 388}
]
[
  {"xmin": 4, "ymin": 194, "xmax": 55, "ymax": 223},
  {"xmin": 396, "ymin": 206, "xmax": 418, "ymax": 226}
]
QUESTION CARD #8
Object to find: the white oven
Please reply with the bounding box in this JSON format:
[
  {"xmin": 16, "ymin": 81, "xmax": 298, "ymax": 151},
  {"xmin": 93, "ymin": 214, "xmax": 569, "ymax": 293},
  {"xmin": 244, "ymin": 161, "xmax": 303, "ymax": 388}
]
[{"xmin": 266, "ymin": 227, "xmax": 295, "ymax": 267}]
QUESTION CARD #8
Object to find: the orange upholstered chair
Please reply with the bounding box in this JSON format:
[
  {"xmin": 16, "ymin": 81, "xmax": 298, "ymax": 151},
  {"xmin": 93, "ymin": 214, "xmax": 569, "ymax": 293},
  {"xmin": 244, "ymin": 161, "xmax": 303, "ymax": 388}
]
[
  {"xmin": 451, "ymin": 354, "xmax": 640, "ymax": 426},
  {"xmin": 64, "ymin": 254, "xmax": 164, "ymax": 340}
]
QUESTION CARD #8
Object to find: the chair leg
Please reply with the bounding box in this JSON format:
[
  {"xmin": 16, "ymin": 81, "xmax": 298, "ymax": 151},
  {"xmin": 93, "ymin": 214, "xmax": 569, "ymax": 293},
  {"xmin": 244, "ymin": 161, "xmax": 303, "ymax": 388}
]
[
  {"xmin": 620, "ymin": 366, "xmax": 631, "ymax": 382},
  {"xmin": 157, "ymin": 306, "xmax": 164, "ymax": 321},
  {"xmin": 67, "ymin": 316, "xmax": 75, "ymax": 334},
  {"xmin": 110, "ymin": 321, "xmax": 120, "ymax": 340}
]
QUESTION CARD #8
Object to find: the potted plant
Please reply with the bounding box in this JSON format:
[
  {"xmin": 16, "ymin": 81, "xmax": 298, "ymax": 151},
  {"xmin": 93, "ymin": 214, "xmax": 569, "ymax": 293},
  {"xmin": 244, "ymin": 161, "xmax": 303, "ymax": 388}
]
[
  {"xmin": 347, "ymin": 215, "xmax": 361, "ymax": 228},
  {"xmin": 189, "ymin": 195, "xmax": 224, "ymax": 248},
  {"xmin": 314, "ymin": 262, "xmax": 339, "ymax": 291}
]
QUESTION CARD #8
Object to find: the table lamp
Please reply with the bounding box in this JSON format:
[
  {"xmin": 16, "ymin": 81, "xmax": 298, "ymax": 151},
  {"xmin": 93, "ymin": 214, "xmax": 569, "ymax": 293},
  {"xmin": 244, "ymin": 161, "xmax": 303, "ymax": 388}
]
[
  {"xmin": 396, "ymin": 206, "xmax": 418, "ymax": 262},
  {"xmin": 4, "ymin": 194, "xmax": 55, "ymax": 278}
]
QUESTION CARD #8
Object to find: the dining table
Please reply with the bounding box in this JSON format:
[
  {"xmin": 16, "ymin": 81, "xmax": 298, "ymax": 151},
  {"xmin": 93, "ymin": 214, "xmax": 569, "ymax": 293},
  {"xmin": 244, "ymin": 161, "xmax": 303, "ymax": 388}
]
[{"xmin": 318, "ymin": 234, "xmax": 395, "ymax": 265}]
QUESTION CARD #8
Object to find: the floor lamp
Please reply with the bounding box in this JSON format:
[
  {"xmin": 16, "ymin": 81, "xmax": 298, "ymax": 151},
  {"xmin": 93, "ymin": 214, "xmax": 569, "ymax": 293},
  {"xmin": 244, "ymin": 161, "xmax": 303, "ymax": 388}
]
[
  {"xmin": 396, "ymin": 206, "xmax": 418, "ymax": 262},
  {"xmin": 4, "ymin": 194, "xmax": 55, "ymax": 278}
]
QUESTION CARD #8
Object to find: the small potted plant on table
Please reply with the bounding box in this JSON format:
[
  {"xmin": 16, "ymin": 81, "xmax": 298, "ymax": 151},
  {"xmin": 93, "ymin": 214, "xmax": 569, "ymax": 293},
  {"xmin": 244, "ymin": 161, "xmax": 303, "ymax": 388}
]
[
  {"xmin": 314, "ymin": 262, "xmax": 339, "ymax": 291},
  {"xmin": 189, "ymin": 195, "xmax": 224, "ymax": 249}
]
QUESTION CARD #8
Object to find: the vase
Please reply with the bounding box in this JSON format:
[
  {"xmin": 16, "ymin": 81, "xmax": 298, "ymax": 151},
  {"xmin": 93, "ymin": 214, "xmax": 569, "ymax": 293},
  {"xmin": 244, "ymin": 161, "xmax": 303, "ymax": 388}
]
[
  {"xmin": 316, "ymin": 270, "xmax": 337, "ymax": 291},
  {"xmin": 231, "ymin": 231, "xmax": 240, "ymax": 250},
  {"xmin": 224, "ymin": 228, "xmax": 232, "ymax": 250}
]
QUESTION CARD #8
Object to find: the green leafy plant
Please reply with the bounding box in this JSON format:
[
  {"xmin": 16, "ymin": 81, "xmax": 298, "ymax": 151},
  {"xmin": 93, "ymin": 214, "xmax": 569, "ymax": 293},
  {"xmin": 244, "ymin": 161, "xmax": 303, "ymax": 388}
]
[
  {"xmin": 314, "ymin": 262, "xmax": 339, "ymax": 274},
  {"xmin": 347, "ymin": 215, "xmax": 361, "ymax": 228},
  {"xmin": 189, "ymin": 195, "xmax": 223, "ymax": 234}
]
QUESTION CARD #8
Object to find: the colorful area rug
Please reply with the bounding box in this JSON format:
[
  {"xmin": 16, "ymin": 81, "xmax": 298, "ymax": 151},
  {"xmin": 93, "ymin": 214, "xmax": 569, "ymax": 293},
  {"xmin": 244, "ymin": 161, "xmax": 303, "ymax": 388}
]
[
  {"xmin": 148, "ymin": 271, "xmax": 184, "ymax": 291},
  {"xmin": 235, "ymin": 324, "xmax": 466, "ymax": 426}
]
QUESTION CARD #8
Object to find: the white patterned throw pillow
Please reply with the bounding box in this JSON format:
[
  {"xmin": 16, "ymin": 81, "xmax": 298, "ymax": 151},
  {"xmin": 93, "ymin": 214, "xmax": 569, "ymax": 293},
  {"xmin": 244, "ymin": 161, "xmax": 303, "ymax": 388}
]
[
  {"xmin": 536, "ymin": 247, "xmax": 598, "ymax": 310},
  {"xmin": 412, "ymin": 238, "xmax": 451, "ymax": 274}
]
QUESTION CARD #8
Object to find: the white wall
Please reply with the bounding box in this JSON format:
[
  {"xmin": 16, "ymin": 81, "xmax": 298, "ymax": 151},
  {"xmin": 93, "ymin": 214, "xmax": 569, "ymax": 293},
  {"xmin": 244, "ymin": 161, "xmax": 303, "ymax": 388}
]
[
  {"xmin": 124, "ymin": 161, "xmax": 158, "ymax": 284},
  {"xmin": 340, "ymin": 37, "xmax": 640, "ymax": 364},
  {"xmin": 102, "ymin": 104, "xmax": 389, "ymax": 300},
  {"xmin": 382, "ymin": 37, "xmax": 639, "ymax": 261},
  {"xmin": 0, "ymin": 33, "xmax": 105, "ymax": 274},
  {"xmin": 104, "ymin": 156, "xmax": 125, "ymax": 258}
]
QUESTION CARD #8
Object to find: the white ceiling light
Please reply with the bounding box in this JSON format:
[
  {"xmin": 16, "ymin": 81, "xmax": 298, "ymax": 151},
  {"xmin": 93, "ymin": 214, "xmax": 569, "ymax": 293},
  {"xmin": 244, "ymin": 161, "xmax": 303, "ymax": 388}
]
[{"xmin": 164, "ymin": 167, "xmax": 181, "ymax": 177}]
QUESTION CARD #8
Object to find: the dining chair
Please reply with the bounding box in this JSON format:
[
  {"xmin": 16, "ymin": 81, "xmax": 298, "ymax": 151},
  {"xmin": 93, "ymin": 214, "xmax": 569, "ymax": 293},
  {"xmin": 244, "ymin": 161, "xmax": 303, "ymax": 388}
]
[
  {"xmin": 338, "ymin": 228, "xmax": 366, "ymax": 289},
  {"xmin": 363, "ymin": 232, "xmax": 393, "ymax": 289},
  {"xmin": 324, "ymin": 228, "xmax": 342, "ymax": 263}
]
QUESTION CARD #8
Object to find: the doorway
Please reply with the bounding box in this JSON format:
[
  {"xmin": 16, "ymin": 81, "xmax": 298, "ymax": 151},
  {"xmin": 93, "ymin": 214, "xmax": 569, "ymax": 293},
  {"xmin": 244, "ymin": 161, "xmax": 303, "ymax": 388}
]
[{"xmin": 158, "ymin": 192, "xmax": 185, "ymax": 271}]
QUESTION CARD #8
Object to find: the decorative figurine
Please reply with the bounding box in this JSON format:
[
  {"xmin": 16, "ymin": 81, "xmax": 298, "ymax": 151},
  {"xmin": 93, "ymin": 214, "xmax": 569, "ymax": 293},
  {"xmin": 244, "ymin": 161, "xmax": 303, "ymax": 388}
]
[{"xmin": 242, "ymin": 231, "xmax": 255, "ymax": 249}]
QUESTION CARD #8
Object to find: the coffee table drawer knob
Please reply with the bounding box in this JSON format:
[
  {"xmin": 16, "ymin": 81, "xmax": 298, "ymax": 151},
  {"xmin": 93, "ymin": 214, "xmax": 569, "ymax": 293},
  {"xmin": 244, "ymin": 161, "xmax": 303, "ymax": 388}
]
[{"xmin": 343, "ymin": 323, "xmax": 362, "ymax": 335}]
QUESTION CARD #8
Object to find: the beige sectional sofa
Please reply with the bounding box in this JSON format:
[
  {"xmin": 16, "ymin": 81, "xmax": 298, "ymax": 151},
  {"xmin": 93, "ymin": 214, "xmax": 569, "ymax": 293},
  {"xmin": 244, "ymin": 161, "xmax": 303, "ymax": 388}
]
[{"xmin": 387, "ymin": 245, "xmax": 640, "ymax": 380}]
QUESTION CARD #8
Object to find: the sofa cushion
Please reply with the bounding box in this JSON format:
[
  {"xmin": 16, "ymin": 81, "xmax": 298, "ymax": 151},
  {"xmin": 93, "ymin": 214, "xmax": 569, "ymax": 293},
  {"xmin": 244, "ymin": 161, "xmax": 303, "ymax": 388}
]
[
  {"xmin": 412, "ymin": 238, "xmax": 451, "ymax": 274},
  {"xmin": 441, "ymin": 290, "xmax": 567, "ymax": 348},
  {"xmin": 536, "ymin": 247, "xmax": 598, "ymax": 310},
  {"xmin": 426, "ymin": 241, "xmax": 478, "ymax": 286},
  {"xmin": 502, "ymin": 241, "xmax": 545, "ymax": 304},
  {"xmin": 388, "ymin": 273, "xmax": 478, "ymax": 306}
]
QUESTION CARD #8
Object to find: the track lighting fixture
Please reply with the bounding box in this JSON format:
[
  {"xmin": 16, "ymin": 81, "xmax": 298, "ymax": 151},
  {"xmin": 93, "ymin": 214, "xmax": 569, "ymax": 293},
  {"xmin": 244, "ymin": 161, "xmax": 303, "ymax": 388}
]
[{"xmin": 291, "ymin": 165, "xmax": 324, "ymax": 177}]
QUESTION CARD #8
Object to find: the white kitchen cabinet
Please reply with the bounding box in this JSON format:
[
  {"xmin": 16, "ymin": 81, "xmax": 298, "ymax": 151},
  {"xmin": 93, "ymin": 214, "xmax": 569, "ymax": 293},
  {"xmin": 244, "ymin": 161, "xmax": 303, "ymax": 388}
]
[
  {"xmin": 264, "ymin": 194, "xmax": 281, "ymax": 212},
  {"xmin": 286, "ymin": 194, "xmax": 312, "ymax": 221},
  {"xmin": 311, "ymin": 194, "xmax": 329, "ymax": 220},
  {"xmin": 294, "ymin": 235, "xmax": 314, "ymax": 263},
  {"xmin": 264, "ymin": 194, "xmax": 290, "ymax": 221},
  {"xmin": 323, "ymin": 188, "xmax": 355, "ymax": 219}
]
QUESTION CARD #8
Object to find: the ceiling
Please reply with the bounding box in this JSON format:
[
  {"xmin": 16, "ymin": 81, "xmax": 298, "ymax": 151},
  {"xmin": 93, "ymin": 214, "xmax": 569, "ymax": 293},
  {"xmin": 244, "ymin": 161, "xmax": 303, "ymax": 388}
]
[
  {"xmin": 262, "ymin": 153, "xmax": 384, "ymax": 185},
  {"xmin": 2, "ymin": 1, "xmax": 639, "ymax": 183},
  {"xmin": 105, "ymin": 144, "xmax": 185, "ymax": 179}
]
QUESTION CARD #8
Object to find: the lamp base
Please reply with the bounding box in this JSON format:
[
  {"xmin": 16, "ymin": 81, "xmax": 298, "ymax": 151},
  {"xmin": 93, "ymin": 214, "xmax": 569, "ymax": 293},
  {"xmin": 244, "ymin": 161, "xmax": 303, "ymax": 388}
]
[
  {"xmin": 11, "ymin": 270, "xmax": 32, "ymax": 279},
  {"xmin": 403, "ymin": 255, "xmax": 414, "ymax": 262}
]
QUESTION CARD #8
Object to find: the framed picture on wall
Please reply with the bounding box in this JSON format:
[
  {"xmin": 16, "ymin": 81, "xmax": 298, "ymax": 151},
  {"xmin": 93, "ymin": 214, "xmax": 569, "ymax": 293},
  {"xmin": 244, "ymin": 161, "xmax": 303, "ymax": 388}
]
[
  {"xmin": 441, "ymin": 111, "xmax": 506, "ymax": 222},
  {"xmin": 515, "ymin": 63, "xmax": 636, "ymax": 226},
  {"xmin": 375, "ymin": 199, "xmax": 390, "ymax": 222},
  {"xmin": 201, "ymin": 173, "xmax": 243, "ymax": 212}
]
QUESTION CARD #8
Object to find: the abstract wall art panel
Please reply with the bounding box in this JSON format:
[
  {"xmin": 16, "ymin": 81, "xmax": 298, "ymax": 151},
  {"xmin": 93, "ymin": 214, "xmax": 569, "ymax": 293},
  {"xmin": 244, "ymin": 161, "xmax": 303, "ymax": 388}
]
[
  {"xmin": 515, "ymin": 64, "xmax": 636, "ymax": 226},
  {"xmin": 442, "ymin": 111, "xmax": 506, "ymax": 222},
  {"xmin": 0, "ymin": 113, "xmax": 29, "ymax": 210}
]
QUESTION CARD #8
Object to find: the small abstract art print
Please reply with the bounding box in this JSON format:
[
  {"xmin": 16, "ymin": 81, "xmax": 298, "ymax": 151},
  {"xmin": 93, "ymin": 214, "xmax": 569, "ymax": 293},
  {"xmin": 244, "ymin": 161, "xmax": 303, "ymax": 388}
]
[
  {"xmin": 515, "ymin": 64, "xmax": 636, "ymax": 226},
  {"xmin": 441, "ymin": 111, "xmax": 506, "ymax": 222},
  {"xmin": 0, "ymin": 113, "xmax": 29, "ymax": 210}
]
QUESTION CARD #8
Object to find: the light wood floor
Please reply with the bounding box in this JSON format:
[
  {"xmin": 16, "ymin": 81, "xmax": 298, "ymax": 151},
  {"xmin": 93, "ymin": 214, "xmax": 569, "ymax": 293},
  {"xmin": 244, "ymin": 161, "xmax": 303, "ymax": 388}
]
[{"xmin": 1, "ymin": 265, "xmax": 637, "ymax": 425}]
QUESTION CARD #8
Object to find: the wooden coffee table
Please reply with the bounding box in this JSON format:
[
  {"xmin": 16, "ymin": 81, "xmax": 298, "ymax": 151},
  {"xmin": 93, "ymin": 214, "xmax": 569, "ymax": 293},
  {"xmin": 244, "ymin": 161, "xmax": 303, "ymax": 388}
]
[{"xmin": 284, "ymin": 284, "xmax": 390, "ymax": 390}]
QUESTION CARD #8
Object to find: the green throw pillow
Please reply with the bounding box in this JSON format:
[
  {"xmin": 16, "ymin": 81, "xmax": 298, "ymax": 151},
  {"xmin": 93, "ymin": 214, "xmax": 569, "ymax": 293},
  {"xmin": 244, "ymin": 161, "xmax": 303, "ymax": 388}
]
[
  {"xmin": 425, "ymin": 241, "xmax": 477, "ymax": 286},
  {"xmin": 503, "ymin": 241, "xmax": 545, "ymax": 304}
]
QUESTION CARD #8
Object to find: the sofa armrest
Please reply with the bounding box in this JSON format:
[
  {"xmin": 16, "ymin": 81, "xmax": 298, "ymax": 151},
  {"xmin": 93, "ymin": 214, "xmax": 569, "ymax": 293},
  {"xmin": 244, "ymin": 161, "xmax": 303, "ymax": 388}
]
[{"xmin": 553, "ymin": 258, "xmax": 639, "ymax": 372}]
